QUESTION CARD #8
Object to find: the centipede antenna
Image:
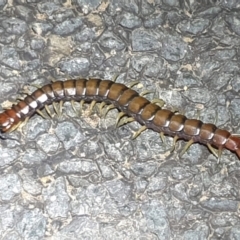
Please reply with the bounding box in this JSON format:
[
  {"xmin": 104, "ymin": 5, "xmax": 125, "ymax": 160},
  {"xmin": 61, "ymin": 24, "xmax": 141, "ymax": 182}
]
[
  {"xmin": 116, "ymin": 112, "xmax": 127, "ymax": 127},
  {"xmin": 0, "ymin": 133, "xmax": 19, "ymax": 142},
  {"xmin": 89, "ymin": 100, "xmax": 97, "ymax": 114},
  {"xmin": 179, "ymin": 139, "xmax": 194, "ymax": 157},
  {"xmin": 0, "ymin": 133, "xmax": 7, "ymax": 140},
  {"xmin": 207, "ymin": 143, "xmax": 218, "ymax": 158},
  {"xmin": 132, "ymin": 125, "xmax": 147, "ymax": 139}
]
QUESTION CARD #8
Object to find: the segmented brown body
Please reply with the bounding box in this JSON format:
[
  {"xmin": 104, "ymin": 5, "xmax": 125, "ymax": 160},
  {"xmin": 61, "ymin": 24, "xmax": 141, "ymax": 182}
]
[{"xmin": 0, "ymin": 79, "xmax": 240, "ymax": 158}]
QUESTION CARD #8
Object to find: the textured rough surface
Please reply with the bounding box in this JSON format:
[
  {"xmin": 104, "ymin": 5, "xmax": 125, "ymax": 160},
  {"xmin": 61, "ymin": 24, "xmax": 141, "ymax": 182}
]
[{"xmin": 0, "ymin": 1, "xmax": 240, "ymax": 239}]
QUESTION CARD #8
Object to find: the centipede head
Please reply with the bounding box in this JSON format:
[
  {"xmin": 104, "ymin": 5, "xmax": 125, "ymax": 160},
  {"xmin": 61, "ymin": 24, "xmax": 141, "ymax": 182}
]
[
  {"xmin": 0, "ymin": 112, "xmax": 13, "ymax": 133},
  {"xmin": 0, "ymin": 113, "xmax": 19, "ymax": 141}
]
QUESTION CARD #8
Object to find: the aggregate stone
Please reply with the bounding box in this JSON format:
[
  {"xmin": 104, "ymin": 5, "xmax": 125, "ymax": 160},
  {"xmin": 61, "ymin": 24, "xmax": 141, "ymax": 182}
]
[
  {"xmin": 53, "ymin": 17, "xmax": 83, "ymax": 36},
  {"xmin": 0, "ymin": 1, "xmax": 240, "ymax": 239},
  {"xmin": 0, "ymin": 174, "xmax": 21, "ymax": 201},
  {"xmin": 1, "ymin": 18, "xmax": 28, "ymax": 35}
]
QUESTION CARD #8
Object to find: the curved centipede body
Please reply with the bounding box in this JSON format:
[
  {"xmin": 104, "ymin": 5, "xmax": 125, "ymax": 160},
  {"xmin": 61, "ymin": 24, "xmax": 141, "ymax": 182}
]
[{"xmin": 0, "ymin": 78, "xmax": 240, "ymax": 159}]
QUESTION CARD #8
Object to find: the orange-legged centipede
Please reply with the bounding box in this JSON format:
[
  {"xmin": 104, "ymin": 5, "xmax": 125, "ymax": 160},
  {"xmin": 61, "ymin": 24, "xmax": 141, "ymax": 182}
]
[{"xmin": 0, "ymin": 78, "xmax": 240, "ymax": 159}]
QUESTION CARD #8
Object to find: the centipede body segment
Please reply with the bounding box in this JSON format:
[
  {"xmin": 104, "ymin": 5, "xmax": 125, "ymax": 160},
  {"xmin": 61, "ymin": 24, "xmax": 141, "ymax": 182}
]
[{"xmin": 0, "ymin": 78, "xmax": 240, "ymax": 159}]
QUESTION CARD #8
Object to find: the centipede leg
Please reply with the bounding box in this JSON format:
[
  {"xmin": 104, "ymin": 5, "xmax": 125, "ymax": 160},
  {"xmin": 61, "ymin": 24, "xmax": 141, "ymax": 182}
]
[
  {"xmin": 111, "ymin": 74, "xmax": 119, "ymax": 82},
  {"xmin": 170, "ymin": 135, "xmax": 179, "ymax": 152},
  {"xmin": 17, "ymin": 92, "xmax": 28, "ymax": 98},
  {"xmin": 18, "ymin": 84, "xmax": 35, "ymax": 96},
  {"xmin": 159, "ymin": 132, "xmax": 166, "ymax": 143},
  {"xmin": 151, "ymin": 99, "xmax": 165, "ymax": 108},
  {"xmin": 103, "ymin": 104, "xmax": 115, "ymax": 118},
  {"xmin": 117, "ymin": 116, "xmax": 135, "ymax": 127},
  {"xmin": 127, "ymin": 81, "xmax": 139, "ymax": 88},
  {"xmin": 30, "ymin": 83, "xmax": 42, "ymax": 89},
  {"xmin": 8, "ymin": 121, "xmax": 23, "ymax": 133},
  {"xmin": 71, "ymin": 100, "xmax": 77, "ymax": 113},
  {"xmin": 132, "ymin": 125, "xmax": 147, "ymax": 139},
  {"xmin": 98, "ymin": 102, "xmax": 106, "ymax": 116},
  {"xmin": 231, "ymin": 134, "xmax": 240, "ymax": 137},
  {"xmin": 52, "ymin": 100, "xmax": 63, "ymax": 116},
  {"xmin": 116, "ymin": 112, "xmax": 127, "ymax": 127},
  {"xmin": 9, "ymin": 116, "xmax": 30, "ymax": 133},
  {"xmin": 52, "ymin": 102, "xmax": 60, "ymax": 116},
  {"xmin": 217, "ymin": 147, "xmax": 223, "ymax": 163},
  {"xmin": 207, "ymin": 143, "xmax": 218, "ymax": 158},
  {"xmin": 89, "ymin": 100, "xmax": 97, "ymax": 114},
  {"xmin": 59, "ymin": 100, "xmax": 63, "ymax": 115},
  {"xmin": 140, "ymin": 90, "xmax": 154, "ymax": 96},
  {"xmin": 179, "ymin": 139, "xmax": 194, "ymax": 157},
  {"xmin": 79, "ymin": 100, "xmax": 85, "ymax": 114},
  {"xmin": 16, "ymin": 96, "xmax": 27, "ymax": 101},
  {"xmin": 196, "ymin": 109, "xmax": 201, "ymax": 120},
  {"xmin": 139, "ymin": 89, "xmax": 165, "ymax": 108},
  {"xmin": 213, "ymin": 110, "xmax": 218, "ymax": 125},
  {"xmin": 44, "ymin": 105, "xmax": 53, "ymax": 118},
  {"xmin": 36, "ymin": 109, "xmax": 49, "ymax": 119}
]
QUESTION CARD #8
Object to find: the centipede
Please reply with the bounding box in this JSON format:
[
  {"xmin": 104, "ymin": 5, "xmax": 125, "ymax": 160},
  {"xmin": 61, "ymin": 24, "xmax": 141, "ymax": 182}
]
[{"xmin": 0, "ymin": 78, "xmax": 240, "ymax": 159}]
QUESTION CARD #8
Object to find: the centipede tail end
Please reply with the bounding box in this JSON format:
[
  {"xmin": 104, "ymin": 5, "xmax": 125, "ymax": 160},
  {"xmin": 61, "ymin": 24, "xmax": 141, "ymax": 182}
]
[{"xmin": 225, "ymin": 135, "xmax": 240, "ymax": 159}]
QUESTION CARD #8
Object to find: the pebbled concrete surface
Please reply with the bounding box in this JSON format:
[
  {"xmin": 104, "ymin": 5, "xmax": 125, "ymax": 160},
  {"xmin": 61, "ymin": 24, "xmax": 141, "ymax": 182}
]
[{"xmin": 1, "ymin": 1, "xmax": 240, "ymax": 239}]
